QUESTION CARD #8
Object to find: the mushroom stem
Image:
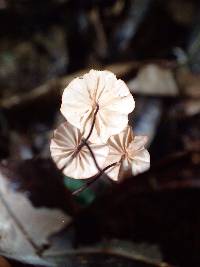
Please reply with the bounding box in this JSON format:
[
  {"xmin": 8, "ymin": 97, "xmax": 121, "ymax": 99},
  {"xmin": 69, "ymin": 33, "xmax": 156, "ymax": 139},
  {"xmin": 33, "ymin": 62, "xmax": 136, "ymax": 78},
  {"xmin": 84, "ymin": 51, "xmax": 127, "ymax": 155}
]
[
  {"xmin": 84, "ymin": 104, "xmax": 99, "ymax": 142},
  {"xmin": 84, "ymin": 141, "xmax": 101, "ymax": 171},
  {"xmin": 71, "ymin": 104, "xmax": 99, "ymax": 158},
  {"xmin": 72, "ymin": 162, "xmax": 117, "ymax": 196},
  {"xmin": 62, "ymin": 105, "xmax": 100, "ymax": 171}
]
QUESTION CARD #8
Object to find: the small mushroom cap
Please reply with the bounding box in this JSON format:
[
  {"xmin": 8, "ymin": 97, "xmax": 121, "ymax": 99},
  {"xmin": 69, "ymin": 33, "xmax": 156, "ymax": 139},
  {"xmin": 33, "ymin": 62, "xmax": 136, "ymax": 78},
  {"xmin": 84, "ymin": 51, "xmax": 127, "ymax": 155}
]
[
  {"xmin": 105, "ymin": 126, "xmax": 150, "ymax": 181},
  {"xmin": 61, "ymin": 70, "xmax": 135, "ymax": 144},
  {"xmin": 50, "ymin": 121, "xmax": 109, "ymax": 179}
]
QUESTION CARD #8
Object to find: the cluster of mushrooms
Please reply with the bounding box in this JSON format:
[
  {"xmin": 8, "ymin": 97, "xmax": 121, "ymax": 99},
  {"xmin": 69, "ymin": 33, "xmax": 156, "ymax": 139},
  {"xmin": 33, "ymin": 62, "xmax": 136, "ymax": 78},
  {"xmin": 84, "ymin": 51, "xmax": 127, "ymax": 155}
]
[{"xmin": 50, "ymin": 70, "xmax": 150, "ymax": 181}]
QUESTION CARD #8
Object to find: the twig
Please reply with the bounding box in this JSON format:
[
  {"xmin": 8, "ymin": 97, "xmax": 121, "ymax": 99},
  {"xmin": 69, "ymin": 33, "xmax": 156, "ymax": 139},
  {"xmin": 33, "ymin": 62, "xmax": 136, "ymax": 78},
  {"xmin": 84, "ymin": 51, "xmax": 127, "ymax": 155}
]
[
  {"xmin": 0, "ymin": 62, "xmax": 136, "ymax": 109},
  {"xmin": 44, "ymin": 247, "xmax": 174, "ymax": 267}
]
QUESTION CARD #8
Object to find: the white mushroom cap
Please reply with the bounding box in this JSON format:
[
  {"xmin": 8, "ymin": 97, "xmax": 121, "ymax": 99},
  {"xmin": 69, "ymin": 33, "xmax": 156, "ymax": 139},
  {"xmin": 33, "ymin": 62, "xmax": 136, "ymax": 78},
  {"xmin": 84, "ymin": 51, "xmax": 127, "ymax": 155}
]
[
  {"xmin": 50, "ymin": 121, "xmax": 109, "ymax": 179},
  {"xmin": 61, "ymin": 70, "xmax": 135, "ymax": 144},
  {"xmin": 105, "ymin": 126, "xmax": 150, "ymax": 181}
]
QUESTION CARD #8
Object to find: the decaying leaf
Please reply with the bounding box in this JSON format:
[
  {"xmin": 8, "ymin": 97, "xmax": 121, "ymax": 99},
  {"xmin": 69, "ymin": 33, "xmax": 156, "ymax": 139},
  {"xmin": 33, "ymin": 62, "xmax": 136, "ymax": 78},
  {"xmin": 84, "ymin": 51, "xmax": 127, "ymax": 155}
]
[
  {"xmin": 128, "ymin": 64, "xmax": 178, "ymax": 96},
  {"xmin": 0, "ymin": 169, "xmax": 71, "ymax": 265},
  {"xmin": 0, "ymin": 159, "xmax": 77, "ymax": 213}
]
